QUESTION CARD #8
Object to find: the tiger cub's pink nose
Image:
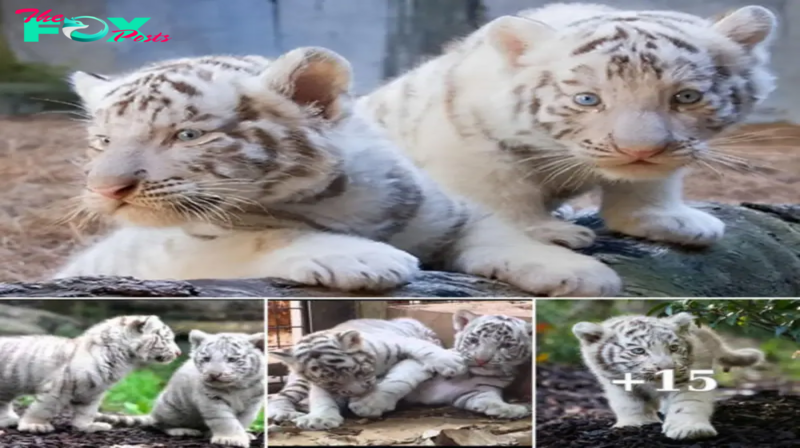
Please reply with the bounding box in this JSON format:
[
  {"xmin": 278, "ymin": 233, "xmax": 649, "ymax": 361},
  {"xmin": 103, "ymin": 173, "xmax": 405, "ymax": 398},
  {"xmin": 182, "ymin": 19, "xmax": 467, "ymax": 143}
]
[{"xmin": 88, "ymin": 177, "xmax": 140, "ymax": 200}]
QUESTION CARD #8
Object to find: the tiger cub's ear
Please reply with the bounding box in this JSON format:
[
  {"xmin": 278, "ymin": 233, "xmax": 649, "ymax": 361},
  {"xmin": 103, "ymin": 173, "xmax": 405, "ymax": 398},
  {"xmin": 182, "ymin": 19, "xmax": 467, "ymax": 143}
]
[
  {"xmin": 248, "ymin": 333, "xmax": 265, "ymax": 351},
  {"xmin": 665, "ymin": 312, "xmax": 696, "ymax": 334},
  {"xmin": 485, "ymin": 15, "xmax": 556, "ymax": 66},
  {"xmin": 69, "ymin": 71, "xmax": 112, "ymax": 110},
  {"xmin": 711, "ymin": 5, "xmax": 777, "ymax": 50},
  {"xmin": 453, "ymin": 309, "xmax": 480, "ymax": 331},
  {"xmin": 268, "ymin": 348, "xmax": 296, "ymax": 367},
  {"xmin": 189, "ymin": 329, "xmax": 211, "ymax": 348},
  {"xmin": 265, "ymin": 46, "xmax": 352, "ymax": 121},
  {"xmin": 572, "ymin": 322, "xmax": 605, "ymax": 344},
  {"xmin": 336, "ymin": 330, "xmax": 363, "ymax": 349},
  {"xmin": 128, "ymin": 315, "xmax": 158, "ymax": 333}
]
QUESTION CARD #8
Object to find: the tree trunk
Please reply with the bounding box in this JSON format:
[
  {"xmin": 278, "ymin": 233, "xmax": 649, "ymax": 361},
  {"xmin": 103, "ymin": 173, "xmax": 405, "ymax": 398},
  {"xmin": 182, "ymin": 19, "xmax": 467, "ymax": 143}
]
[{"xmin": 2, "ymin": 203, "xmax": 799, "ymax": 298}]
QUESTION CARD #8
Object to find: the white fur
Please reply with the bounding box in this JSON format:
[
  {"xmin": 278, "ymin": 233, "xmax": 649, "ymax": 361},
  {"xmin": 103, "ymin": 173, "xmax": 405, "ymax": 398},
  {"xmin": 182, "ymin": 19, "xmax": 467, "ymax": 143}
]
[
  {"xmin": 55, "ymin": 226, "xmax": 419, "ymax": 291},
  {"xmin": 360, "ymin": 3, "xmax": 777, "ymax": 250}
]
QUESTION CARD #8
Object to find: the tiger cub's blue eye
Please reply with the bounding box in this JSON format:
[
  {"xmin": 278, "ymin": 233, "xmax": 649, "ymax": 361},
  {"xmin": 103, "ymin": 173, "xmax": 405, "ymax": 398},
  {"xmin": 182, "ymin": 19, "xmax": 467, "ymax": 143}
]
[{"xmin": 573, "ymin": 92, "xmax": 602, "ymax": 107}]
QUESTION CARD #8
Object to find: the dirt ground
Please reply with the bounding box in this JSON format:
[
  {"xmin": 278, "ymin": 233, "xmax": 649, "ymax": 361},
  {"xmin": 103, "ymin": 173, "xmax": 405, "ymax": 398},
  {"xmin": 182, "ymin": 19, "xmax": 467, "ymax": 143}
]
[
  {"xmin": 0, "ymin": 407, "xmax": 264, "ymax": 448},
  {"xmin": 536, "ymin": 364, "xmax": 800, "ymax": 448},
  {"xmin": 1, "ymin": 116, "xmax": 799, "ymax": 282},
  {"xmin": 267, "ymin": 405, "xmax": 532, "ymax": 446}
]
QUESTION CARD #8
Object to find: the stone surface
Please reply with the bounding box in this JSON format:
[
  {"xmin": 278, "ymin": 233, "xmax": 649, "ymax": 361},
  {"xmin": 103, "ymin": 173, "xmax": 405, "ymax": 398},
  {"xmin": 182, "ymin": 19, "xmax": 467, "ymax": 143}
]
[
  {"xmin": 0, "ymin": 303, "xmax": 82, "ymax": 336},
  {"xmin": 1, "ymin": 202, "xmax": 798, "ymax": 298}
]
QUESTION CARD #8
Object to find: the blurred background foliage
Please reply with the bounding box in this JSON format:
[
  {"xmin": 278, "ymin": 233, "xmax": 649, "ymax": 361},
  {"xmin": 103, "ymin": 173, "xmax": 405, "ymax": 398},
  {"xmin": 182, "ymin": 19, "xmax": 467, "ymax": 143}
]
[{"xmin": 536, "ymin": 299, "xmax": 800, "ymax": 381}]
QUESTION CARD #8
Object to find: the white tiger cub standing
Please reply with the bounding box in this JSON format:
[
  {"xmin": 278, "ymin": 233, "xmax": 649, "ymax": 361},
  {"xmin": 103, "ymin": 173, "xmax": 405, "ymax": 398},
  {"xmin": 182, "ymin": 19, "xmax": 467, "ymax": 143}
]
[
  {"xmin": 0, "ymin": 315, "xmax": 180, "ymax": 433},
  {"xmin": 96, "ymin": 331, "xmax": 265, "ymax": 448},
  {"xmin": 267, "ymin": 317, "xmax": 466, "ymax": 430},
  {"xmin": 572, "ymin": 313, "xmax": 764, "ymax": 440},
  {"xmin": 360, "ymin": 3, "xmax": 777, "ymax": 250},
  {"xmin": 56, "ymin": 45, "xmax": 620, "ymax": 297},
  {"xmin": 401, "ymin": 310, "xmax": 532, "ymax": 419}
]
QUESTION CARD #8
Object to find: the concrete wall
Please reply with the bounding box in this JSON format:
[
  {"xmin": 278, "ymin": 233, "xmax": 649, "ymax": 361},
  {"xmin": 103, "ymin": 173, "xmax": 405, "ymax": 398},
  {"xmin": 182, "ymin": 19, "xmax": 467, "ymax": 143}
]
[{"xmin": 2, "ymin": 0, "xmax": 797, "ymax": 121}]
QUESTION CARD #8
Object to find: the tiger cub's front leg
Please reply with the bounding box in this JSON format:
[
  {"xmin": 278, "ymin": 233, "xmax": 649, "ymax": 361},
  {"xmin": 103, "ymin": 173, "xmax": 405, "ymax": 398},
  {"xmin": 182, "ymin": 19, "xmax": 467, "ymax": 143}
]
[
  {"xmin": 293, "ymin": 384, "xmax": 345, "ymax": 430},
  {"xmin": 660, "ymin": 389, "xmax": 717, "ymax": 440},
  {"xmin": 395, "ymin": 338, "xmax": 467, "ymax": 378},
  {"xmin": 455, "ymin": 387, "xmax": 531, "ymax": 420},
  {"xmin": 348, "ymin": 359, "xmax": 434, "ymax": 418},
  {"xmin": 256, "ymin": 230, "xmax": 421, "ymax": 292}
]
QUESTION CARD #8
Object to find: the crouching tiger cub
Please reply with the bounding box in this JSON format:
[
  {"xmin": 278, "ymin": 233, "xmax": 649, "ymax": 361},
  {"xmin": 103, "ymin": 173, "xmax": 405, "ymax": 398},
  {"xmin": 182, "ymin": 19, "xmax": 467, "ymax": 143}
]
[
  {"xmin": 267, "ymin": 310, "xmax": 531, "ymax": 430},
  {"xmin": 0, "ymin": 315, "xmax": 180, "ymax": 434},
  {"xmin": 96, "ymin": 331, "xmax": 265, "ymax": 448},
  {"xmin": 56, "ymin": 45, "xmax": 620, "ymax": 297},
  {"xmin": 573, "ymin": 313, "xmax": 764, "ymax": 440},
  {"xmin": 361, "ymin": 3, "xmax": 777, "ymax": 250}
]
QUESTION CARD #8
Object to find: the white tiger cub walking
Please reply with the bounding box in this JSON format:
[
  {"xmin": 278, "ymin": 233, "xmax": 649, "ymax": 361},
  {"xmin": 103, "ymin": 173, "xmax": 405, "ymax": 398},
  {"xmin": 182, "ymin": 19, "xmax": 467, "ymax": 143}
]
[
  {"xmin": 97, "ymin": 331, "xmax": 265, "ymax": 448},
  {"xmin": 361, "ymin": 3, "xmax": 777, "ymax": 251},
  {"xmin": 267, "ymin": 317, "xmax": 466, "ymax": 430},
  {"xmin": 0, "ymin": 315, "xmax": 180, "ymax": 433},
  {"xmin": 572, "ymin": 313, "xmax": 764, "ymax": 440},
  {"xmin": 56, "ymin": 45, "xmax": 620, "ymax": 297}
]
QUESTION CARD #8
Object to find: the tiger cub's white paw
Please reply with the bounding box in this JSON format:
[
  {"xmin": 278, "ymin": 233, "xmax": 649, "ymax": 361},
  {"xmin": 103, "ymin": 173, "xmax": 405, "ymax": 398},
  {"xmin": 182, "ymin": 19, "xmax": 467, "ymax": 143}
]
[
  {"xmin": 481, "ymin": 402, "xmax": 531, "ymax": 419},
  {"xmin": 166, "ymin": 428, "xmax": 205, "ymax": 437},
  {"xmin": 267, "ymin": 407, "xmax": 306, "ymax": 423},
  {"xmin": 263, "ymin": 239, "xmax": 420, "ymax": 292},
  {"xmin": 605, "ymin": 206, "xmax": 724, "ymax": 247},
  {"xmin": 420, "ymin": 349, "xmax": 467, "ymax": 378},
  {"xmin": 211, "ymin": 432, "xmax": 251, "ymax": 447},
  {"xmin": 294, "ymin": 410, "xmax": 345, "ymax": 430},
  {"xmin": 662, "ymin": 417, "xmax": 718, "ymax": 440},
  {"xmin": 349, "ymin": 392, "xmax": 397, "ymax": 418},
  {"xmin": 612, "ymin": 414, "xmax": 661, "ymax": 428},
  {"xmin": 526, "ymin": 220, "xmax": 596, "ymax": 249},
  {"xmin": 454, "ymin": 244, "xmax": 621, "ymax": 297},
  {"xmin": 17, "ymin": 420, "xmax": 55, "ymax": 433},
  {"xmin": 77, "ymin": 421, "xmax": 112, "ymax": 433}
]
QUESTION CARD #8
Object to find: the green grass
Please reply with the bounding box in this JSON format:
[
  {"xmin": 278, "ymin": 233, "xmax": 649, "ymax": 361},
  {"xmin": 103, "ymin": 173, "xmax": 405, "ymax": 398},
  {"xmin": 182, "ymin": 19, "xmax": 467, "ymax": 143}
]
[{"xmin": 15, "ymin": 356, "xmax": 265, "ymax": 432}]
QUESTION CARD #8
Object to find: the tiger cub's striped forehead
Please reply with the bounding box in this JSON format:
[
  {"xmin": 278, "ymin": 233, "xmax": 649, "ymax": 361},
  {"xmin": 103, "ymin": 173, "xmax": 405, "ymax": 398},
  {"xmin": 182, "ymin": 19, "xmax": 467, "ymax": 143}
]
[
  {"xmin": 457, "ymin": 314, "xmax": 531, "ymax": 344},
  {"xmin": 462, "ymin": 315, "xmax": 521, "ymax": 334},
  {"xmin": 606, "ymin": 316, "xmax": 684, "ymax": 345},
  {"xmin": 292, "ymin": 331, "xmax": 374, "ymax": 367},
  {"xmin": 541, "ymin": 11, "xmax": 768, "ymax": 96},
  {"xmin": 88, "ymin": 56, "xmax": 273, "ymax": 131},
  {"xmin": 195, "ymin": 333, "xmax": 259, "ymax": 356}
]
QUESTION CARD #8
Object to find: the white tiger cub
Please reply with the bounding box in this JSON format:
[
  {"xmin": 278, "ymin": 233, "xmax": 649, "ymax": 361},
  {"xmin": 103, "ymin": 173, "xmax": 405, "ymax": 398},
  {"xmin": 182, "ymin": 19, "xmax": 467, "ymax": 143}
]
[
  {"xmin": 56, "ymin": 46, "xmax": 620, "ymax": 297},
  {"xmin": 268, "ymin": 311, "xmax": 531, "ymax": 429},
  {"xmin": 361, "ymin": 4, "xmax": 777, "ymax": 250},
  {"xmin": 573, "ymin": 313, "xmax": 765, "ymax": 440},
  {"xmin": 96, "ymin": 331, "xmax": 265, "ymax": 448},
  {"xmin": 0, "ymin": 315, "xmax": 180, "ymax": 433},
  {"xmin": 267, "ymin": 317, "xmax": 466, "ymax": 430},
  {"xmin": 401, "ymin": 310, "xmax": 532, "ymax": 419}
]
